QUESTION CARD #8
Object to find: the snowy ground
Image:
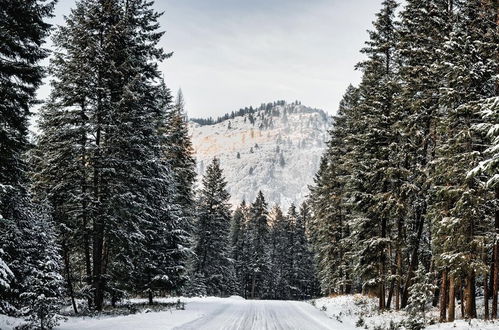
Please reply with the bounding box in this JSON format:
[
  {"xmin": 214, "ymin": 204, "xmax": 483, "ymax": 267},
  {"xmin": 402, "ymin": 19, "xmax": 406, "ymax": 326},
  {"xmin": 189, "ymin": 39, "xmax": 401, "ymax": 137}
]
[
  {"xmin": 312, "ymin": 295, "xmax": 404, "ymax": 329},
  {"xmin": 0, "ymin": 296, "xmax": 337, "ymax": 330},
  {"xmin": 55, "ymin": 296, "xmax": 337, "ymax": 330},
  {"xmin": 313, "ymin": 294, "xmax": 499, "ymax": 330},
  {"xmin": 3, "ymin": 295, "xmax": 499, "ymax": 329}
]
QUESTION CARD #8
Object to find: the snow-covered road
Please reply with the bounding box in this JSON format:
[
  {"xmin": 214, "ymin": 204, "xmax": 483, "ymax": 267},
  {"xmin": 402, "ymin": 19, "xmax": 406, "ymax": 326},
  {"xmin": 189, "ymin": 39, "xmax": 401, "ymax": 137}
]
[
  {"xmin": 51, "ymin": 297, "xmax": 340, "ymax": 330},
  {"xmin": 173, "ymin": 299, "xmax": 337, "ymax": 330}
]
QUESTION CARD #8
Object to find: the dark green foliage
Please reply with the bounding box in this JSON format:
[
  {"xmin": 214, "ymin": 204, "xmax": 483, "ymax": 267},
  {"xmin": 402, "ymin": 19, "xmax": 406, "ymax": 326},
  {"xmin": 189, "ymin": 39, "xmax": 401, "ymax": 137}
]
[
  {"xmin": 309, "ymin": 0, "xmax": 499, "ymax": 323},
  {"xmin": 246, "ymin": 191, "xmax": 271, "ymax": 299},
  {"xmin": 189, "ymin": 158, "xmax": 236, "ymax": 296},
  {"xmin": 33, "ymin": 0, "xmax": 187, "ymax": 311},
  {"xmin": 230, "ymin": 201, "xmax": 251, "ymax": 297},
  {"xmin": 0, "ymin": 0, "xmax": 55, "ymax": 187},
  {"xmin": 0, "ymin": 1, "xmax": 64, "ymax": 328}
]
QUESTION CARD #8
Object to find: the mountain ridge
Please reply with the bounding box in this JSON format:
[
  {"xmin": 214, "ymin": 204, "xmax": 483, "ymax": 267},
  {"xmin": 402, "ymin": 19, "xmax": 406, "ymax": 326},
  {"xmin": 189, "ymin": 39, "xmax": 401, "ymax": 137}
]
[{"xmin": 189, "ymin": 101, "xmax": 330, "ymax": 209}]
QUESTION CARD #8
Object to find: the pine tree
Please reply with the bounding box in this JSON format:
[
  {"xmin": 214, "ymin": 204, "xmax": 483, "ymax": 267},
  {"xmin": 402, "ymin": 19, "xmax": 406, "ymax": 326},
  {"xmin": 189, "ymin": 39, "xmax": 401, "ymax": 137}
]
[
  {"xmin": 405, "ymin": 266, "xmax": 436, "ymax": 330},
  {"xmin": 348, "ymin": 0, "xmax": 403, "ymax": 309},
  {"xmin": 395, "ymin": 0, "xmax": 455, "ymax": 308},
  {"xmin": 268, "ymin": 205, "xmax": 292, "ymax": 299},
  {"xmin": 0, "ymin": 250, "xmax": 13, "ymax": 313},
  {"xmin": 429, "ymin": 0, "xmax": 498, "ymax": 320},
  {"xmin": 0, "ymin": 250, "xmax": 13, "ymax": 292},
  {"xmin": 0, "ymin": 0, "xmax": 64, "ymax": 325},
  {"xmin": 163, "ymin": 88, "xmax": 197, "ymax": 231},
  {"xmin": 19, "ymin": 212, "xmax": 65, "ymax": 330},
  {"xmin": 0, "ymin": 0, "xmax": 54, "ymax": 188},
  {"xmin": 230, "ymin": 201, "xmax": 250, "ymax": 297},
  {"xmin": 472, "ymin": 98, "xmax": 499, "ymax": 187},
  {"xmin": 308, "ymin": 0, "xmax": 499, "ymax": 323},
  {"xmin": 0, "ymin": 196, "xmax": 64, "ymax": 327},
  {"xmin": 34, "ymin": 0, "xmax": 183, "ymax": 311},
  {"xmin": 190, "ymin": 158, "xmax": 236, "ymax": 296},
  {"xmin": 293, "ymin": 202, "xmax": 318, "ymax": 299},
  {"xmin": 247, "ymin": 191, "xmax": 271, "ymax": 299},
  {"xmin": 309, "ymin": 85, "xmax": 360, "ymax": 296},
  {"xmin": 471, "ymin": 96, "xmax": 499, "ymax": 318}
]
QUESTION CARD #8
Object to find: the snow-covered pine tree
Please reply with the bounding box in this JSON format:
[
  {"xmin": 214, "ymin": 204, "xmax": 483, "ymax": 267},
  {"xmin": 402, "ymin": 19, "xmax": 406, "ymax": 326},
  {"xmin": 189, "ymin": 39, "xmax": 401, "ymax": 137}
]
[
  {"xmin": 34, "ymin": 0, "xmax": 123, "ymax": 311},
  {"xmin": 472, "ymin": 97, "xmax": 499, "ymax": 188},
  {"xmin": 308, "ymin": 85, "xmax": 360, "ymax": 296},
  {"xmin": 429, "ymin": 0, "xmax": 498, "ymax": 320},
  {"xmin": 247, "ymin": 191, "xmax": 271, "ymax": 299},
  {"xmin": 268, "ymin": 205, "xmax": 291, "ymax": 300},
  {"xmin": 0, "ymin": 1, "xmax": 64, "ymax": 326},
  {"xmin": 293, "ymin": 202, "xmax": 318, "ymax": 300},
  {"xmin": 470, "ymin": 96, "xmax": 499, "ymax": 319},
  {"xmin": 269, "ymin": 207, "xmax": 296, "ymax": 299},
  {"xmin": 348, "ymin": 0, "xmax": 402, "ymax": 309},
  {"xmin": 163, "ymin": 88, "xmax": 197, "ymax": 235},
  {"xmin": 190, "ymin": 158, "xmax": 236, "ymax": 296},
  {"xmin": 463, "ymin": 0, "xmax": 499, "ymax": 320},
  {"xmin": 230, "ymin": 201, "xmax": 251, "ymax": 297},
  {"xmin": 101, "ymin": 0, "xmax": 182, "ymax": 305},
  {"xmin": 126, "ymin": 84, "xmax": 190, "ymax": 305},
  {"xmin": 286, "ymin": 204, "xmax": 299, "ymax": 298},
  {"xmin": 0, "ymin": 249, "xmax": 14, "ymax": 314},
  {"xmin": 0, "ymin": 0, "xmax": 54, "ymax": 190},
  {"xmin": 0, "ymin": 195, "xmax": 65, "ymax": 328},
  {"xmin": 34, "ymin": 0, "xmax": 183, "ymax": 311},
  {"xmin": 395, "ymin": 0, "xmax": 455, "ymax": 308},
  {"xmin": 0, "ymin": 249, "xmax": 13, "ymax": 292},
  {"xmin": 0, "ymin": 224, "xmax": 13, "ymax": 314},
  {"xmin": 405, "ymin": 265, "xmax": 436, "ymax": 330},
  {"xmin": 18, "ymin": 210, "xmax": 64, "ymax": 330}
]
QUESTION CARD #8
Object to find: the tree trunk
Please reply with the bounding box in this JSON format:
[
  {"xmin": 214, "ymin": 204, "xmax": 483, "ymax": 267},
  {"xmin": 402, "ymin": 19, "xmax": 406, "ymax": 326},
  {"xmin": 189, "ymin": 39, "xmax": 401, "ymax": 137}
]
[
  {"xmin": 62, "ymin": 240, "xmax": 78, "ymax": 314},
  {"xmin": 92, "ymin": 29, "xmax": 106, "ymax": 312},
  {"xmin": 92, "ymin": 220, "xmax": 105, "ymax": 311},
  {"xmin": 386, "ymin": 278, "xmax": 395, "ymax": 309},
  {"xmin": 485, "ymin": 270, "xmax": 490, "ymax": 320},
  {"xmin": 80, "ymin": 103, "xmax": 92, "ymax": 310},
  {"xmin": 471, "ymin": 273, "xmax": 477, "ymax": 318},
  {"xmin": 464, "ymin": 273, "xmax": 475, "ymax": 319},
  {"xmin": 401, "ymin": 214, "xmax": 425, "ymax": 308},
  {"xmin": 148, "ymin": 290, "xmax": 154, "ymax": 305},
  {"xmin": 396, "ymin": 218, "xmax": 402, "ymax": 310},
  {"xmin": 148, "ymin": 272, "xmax": 154, "ymax": 305},
  {"xmin": 251, "ymin": 275, "xmax": 256, "ymax": 299},
  {"xmin": 379, "ymin": 217, "xmax": 387, "ymax": 310},
  {"xmin": 379, "ymin": 277, "xmax": 385, "ymax": 310},
  {"xmin": 84, "ymin": 226, "xmax": 92, "ymax": 310},
  {"xmin": 439, "ymin": 270, "xmax": 447, "ymax": 322},
  {"xmin": 448, "ymin": 276, "xmax": 455, "ymax": 322},
  {"xmin": 494, "ymin": 186, "xmax": 499, "ymax": 319},
  {"xmin": 491, "ymin": 246, "xmax": 497, "ymax": 319},
  {"xmin": 460, "ymin": 280, "xmax": 465, "ymax": 318}
]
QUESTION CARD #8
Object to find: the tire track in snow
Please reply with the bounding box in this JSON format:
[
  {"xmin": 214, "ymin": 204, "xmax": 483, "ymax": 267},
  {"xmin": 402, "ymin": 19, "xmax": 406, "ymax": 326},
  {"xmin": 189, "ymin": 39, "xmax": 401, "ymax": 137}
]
[{"xmin": 173, "ymin": 299, "xmax": 337, "ymax": 330}]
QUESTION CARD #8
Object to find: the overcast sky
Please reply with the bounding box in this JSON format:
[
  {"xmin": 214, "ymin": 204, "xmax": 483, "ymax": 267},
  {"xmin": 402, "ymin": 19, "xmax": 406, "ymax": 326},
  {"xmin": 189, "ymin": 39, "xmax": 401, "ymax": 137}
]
[{"xmin": 38, "ymin": 0, "xmax": 383, "ymax": 118}]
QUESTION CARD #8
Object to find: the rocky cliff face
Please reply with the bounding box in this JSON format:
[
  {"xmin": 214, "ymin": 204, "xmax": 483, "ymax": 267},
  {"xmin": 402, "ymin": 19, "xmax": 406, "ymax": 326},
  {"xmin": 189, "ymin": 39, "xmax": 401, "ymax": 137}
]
[{"xmin": 189, "ymin": 102, "xmax": 330, "ymax": 209}]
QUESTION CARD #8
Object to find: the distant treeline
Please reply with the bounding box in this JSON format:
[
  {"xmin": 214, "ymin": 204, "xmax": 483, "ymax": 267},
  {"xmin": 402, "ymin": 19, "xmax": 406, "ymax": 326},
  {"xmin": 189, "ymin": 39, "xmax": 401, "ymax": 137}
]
[{"xmin": 190, "ymin": 100, "xmax": 328, "ymax": 126}]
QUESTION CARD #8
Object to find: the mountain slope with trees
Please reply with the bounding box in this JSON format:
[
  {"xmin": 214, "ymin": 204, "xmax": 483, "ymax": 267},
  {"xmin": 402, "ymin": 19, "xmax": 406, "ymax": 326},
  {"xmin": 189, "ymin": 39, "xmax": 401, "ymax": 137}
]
[{"xmin": 189, "ymin": 102, "xmax": 330, "ymax": 209}]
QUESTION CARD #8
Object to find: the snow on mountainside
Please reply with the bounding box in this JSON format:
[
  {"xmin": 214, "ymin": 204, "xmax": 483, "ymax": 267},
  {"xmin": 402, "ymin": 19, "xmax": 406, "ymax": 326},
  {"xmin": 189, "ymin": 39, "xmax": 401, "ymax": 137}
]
[{"xmin": 189, "ymin": 102, "xmax": 330, "ymax": 209}]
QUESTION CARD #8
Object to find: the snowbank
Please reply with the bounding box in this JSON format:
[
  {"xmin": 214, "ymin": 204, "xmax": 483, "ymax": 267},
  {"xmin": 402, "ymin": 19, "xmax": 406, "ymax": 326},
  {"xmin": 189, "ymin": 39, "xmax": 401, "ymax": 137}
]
[
  {"xmin": 426, "ymin": 319, "xmax": 499, "ymax": 330},
  {"xmin": 311, "ymin": 295, "xmax": 499, "ymax": 330},
  {"xmin": 312, "ymin": 295, "xmax": 405, "ymax": 329},
  {"xmin": 0, "ymin": 314, "xmax": 24, "ymax": 330}
]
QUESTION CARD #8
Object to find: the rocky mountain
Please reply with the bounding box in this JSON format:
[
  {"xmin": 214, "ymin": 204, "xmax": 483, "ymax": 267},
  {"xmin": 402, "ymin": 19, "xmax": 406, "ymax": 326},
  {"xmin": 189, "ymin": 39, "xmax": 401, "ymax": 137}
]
[{"xmin": 189, "ymin": 101, "xmax": 330, "ymax": 209}]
